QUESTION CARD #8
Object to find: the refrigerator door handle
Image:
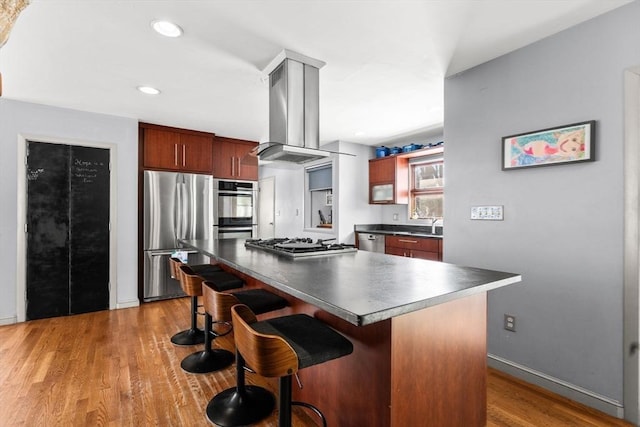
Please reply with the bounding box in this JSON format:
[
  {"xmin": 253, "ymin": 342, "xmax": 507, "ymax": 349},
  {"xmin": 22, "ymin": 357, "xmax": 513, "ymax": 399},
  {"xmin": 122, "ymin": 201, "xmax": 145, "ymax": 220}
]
[
  {"xmin": 149, "ymin": 249, "xmax": 200, "ymax": 257},
  {"xmin": 176, "ymin": 174, "xmax": 187, "ymax": 240},
  {"xmin": 150, "ymin": 250, "xmax": 179, "ymax": 257},
  {"xmin": 172, "ymin": 175, "xmax": 179, "ymax": 242},
  {"xmin": 183, "ymin": 174, "xmax": 194, "ymax": 240}
]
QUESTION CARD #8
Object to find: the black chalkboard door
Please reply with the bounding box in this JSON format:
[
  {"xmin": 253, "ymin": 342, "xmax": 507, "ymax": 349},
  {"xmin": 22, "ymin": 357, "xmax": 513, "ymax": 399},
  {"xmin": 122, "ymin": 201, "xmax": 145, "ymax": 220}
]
[{"xmin": 26, "ymin": 142, "xmax": 110, "ymax": 320}]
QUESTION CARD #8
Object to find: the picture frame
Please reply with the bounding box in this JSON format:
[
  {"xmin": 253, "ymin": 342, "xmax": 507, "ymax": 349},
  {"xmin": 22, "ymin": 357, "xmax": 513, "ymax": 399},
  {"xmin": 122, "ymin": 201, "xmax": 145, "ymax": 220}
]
[{"xmin": 502, "ymin": 120, "xmax": 595, "ymax": 170}]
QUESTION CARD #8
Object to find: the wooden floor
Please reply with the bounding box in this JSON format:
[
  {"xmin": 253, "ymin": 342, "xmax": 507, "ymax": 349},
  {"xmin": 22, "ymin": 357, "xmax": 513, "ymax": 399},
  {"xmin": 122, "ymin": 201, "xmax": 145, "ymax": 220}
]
[{"xmin": 0, "ymin": 297, "xmax": 632, "ymax": 427}]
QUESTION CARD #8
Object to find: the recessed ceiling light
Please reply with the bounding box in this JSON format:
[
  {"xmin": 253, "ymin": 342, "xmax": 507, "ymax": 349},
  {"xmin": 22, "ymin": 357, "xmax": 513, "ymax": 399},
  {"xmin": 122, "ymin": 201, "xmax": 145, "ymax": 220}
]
[
  {"xmin": 355, "ymin": 131, "xmax": 366, "ymax": 137},
  {"xmin": 137, "ymin": 86, "xmax": 161, "ymax": 95},
  {"xmin": 151, "ymin": 20, "xmax": 183, "ymax": 38}
]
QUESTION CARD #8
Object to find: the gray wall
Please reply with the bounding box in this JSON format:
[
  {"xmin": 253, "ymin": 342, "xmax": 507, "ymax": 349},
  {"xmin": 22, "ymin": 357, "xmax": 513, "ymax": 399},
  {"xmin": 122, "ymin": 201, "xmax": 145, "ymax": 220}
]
[
  {"xmin": 444, "ymin": 1, "xmax": 640, "ymax": 409},
  {"xmin": 0, "ymin": 99, "xmax": 139, "ymax": 323}
]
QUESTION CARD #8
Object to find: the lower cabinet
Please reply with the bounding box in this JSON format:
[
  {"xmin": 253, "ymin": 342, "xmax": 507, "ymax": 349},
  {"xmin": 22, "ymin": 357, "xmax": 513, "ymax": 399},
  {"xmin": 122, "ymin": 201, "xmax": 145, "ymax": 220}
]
[{"xmin": 385, "ymin": 235, "xmax": 442, "ymax": 261}]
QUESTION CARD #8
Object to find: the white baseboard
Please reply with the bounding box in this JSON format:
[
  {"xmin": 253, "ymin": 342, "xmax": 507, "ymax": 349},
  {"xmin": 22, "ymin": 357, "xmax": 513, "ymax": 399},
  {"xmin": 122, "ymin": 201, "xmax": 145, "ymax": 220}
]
[
  {"xmin": 488, "ymin": 354, "xmax": 624, "ymax": 419},
  {"xmin": 0, "ymin": 316, "xmax": 17, "ymax": 326},
  {"xmin": 116, "ymin": 299, "xmax": 140, "ymax": 309},
  {"xmin": 1, "ymin": 301, "xmax": 139, "ymax": 326}
]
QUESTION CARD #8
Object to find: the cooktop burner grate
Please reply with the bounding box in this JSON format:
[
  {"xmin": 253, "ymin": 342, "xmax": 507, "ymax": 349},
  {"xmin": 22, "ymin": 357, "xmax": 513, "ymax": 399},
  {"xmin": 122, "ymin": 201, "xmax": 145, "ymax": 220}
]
[{"xmin": 245, "ymin": 238, "xmax": 357, "ymax": 258}]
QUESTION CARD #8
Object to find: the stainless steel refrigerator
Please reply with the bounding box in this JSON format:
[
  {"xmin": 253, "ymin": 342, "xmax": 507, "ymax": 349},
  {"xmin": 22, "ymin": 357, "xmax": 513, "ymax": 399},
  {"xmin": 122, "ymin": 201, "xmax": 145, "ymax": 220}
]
[{"xmin": 143, "ymin": 170, "xmax": 213, "ymax": 301}]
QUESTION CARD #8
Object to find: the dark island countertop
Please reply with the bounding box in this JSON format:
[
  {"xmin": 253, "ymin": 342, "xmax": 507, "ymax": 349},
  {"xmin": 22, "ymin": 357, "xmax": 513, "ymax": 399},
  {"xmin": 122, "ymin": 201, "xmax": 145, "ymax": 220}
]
[{"xmin": 180, "ymin": 238, "xmax": 521, "ymax": 326}]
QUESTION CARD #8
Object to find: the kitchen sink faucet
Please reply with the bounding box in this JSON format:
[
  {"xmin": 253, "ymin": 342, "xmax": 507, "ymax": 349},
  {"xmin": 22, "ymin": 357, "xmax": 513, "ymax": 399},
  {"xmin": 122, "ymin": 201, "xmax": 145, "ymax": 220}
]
[{"xmin": 429, "ymin": 218, "xmax": 439, "ymax": 234}]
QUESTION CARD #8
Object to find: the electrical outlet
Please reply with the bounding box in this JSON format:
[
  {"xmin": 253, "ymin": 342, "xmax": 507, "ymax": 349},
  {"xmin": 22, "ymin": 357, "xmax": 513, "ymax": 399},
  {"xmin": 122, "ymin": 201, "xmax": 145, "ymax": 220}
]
[
  {"xmin": 504, "ymin": 314, "xmax": 516, "ymax": 332},
  {"xmin": 393, "ymin": 213, "xmax": 399, "ymax": 221}
]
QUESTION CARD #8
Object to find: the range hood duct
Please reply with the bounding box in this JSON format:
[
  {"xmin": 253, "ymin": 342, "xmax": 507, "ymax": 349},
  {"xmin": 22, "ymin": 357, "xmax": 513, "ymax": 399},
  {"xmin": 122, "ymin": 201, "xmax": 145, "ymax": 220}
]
[{"xmin": 255, "ymin": 50, "xmax": 331, "ymax": 164}]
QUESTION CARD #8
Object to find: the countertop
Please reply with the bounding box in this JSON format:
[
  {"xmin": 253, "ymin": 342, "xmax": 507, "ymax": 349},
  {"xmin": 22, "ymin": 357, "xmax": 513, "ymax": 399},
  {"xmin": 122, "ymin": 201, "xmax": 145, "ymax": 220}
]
[
  {"xmin": 180, "ymin": 239, "xmax": 521, "ymax": 326},
  {"xmin": 354, "ymin": 223, "xmax": 443, "ymax": 238}
]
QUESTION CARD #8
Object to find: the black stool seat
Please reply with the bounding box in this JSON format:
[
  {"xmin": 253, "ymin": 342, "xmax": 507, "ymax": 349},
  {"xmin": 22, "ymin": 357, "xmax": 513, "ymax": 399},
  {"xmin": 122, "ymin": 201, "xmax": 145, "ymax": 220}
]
[
  {"xmin": 230, "ymin": 305, "xmax": 353, "ymax": 427},
  {"xmin": 197, "ymin": 271, "xmax": 244, "ymax": 291},
  {"xmin": 169, "ymin": 257, "xmax": 221, "ymax": 280},
  {"xmin": 233, "ymin": 289, "xmax": 288, "ymax": 314},
  {"xmin": 190, "ymin": 264, "xmax": 223, "ymax": 275},
  {"xmin": 253, "ymin": 314, "xmax": 353, "ymax": 370}
]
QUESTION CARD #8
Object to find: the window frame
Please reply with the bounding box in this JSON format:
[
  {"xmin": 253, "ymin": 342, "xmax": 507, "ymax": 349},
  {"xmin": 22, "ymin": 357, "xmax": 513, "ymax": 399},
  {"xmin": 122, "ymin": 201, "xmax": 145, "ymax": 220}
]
[
  {"xmin": 409, "ymin": 155, "xmax": 444, "ymax": 221},
  {"xmin": 303, "ymin": 160, "xmax": 335, "ymax": 233}
]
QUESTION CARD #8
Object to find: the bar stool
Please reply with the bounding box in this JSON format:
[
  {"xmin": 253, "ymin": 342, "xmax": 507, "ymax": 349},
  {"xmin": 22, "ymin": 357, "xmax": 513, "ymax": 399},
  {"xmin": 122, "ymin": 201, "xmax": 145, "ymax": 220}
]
[
  {"xmin": 170, "ymin": 264, "xmax": 244, "ymax": 347},
  {"xmin": 230, "ymin": 304, "xmax": 353, "ymax": 427},
  {"xmin": 179, "ymin": 276, "xmax": 249, "ymax": 374},
  {"xmin": 204, "ymin": 284, "xmax": 288, "ymax": 426}
]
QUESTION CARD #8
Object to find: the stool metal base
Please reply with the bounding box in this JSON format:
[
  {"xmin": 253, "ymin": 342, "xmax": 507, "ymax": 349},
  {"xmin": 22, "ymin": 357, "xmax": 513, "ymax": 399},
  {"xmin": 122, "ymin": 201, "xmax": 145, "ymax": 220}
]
[
  {"xmin": 171, "ymin": 328, "xmax": 205, "ymax": 346},
  {"xmin": 206, "ymin": 385, "xmax": 275, "ymax": 426},
  {"xmin": 181, "ymin": 349, "xmax": 234, "ymax": 374}
]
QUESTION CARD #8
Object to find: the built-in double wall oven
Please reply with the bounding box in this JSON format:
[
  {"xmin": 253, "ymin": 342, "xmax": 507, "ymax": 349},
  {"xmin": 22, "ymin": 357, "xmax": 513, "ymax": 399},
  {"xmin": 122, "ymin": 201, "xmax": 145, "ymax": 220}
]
[{"xmin": 213, "ymin": 179, "xmax": 257, "ymax": 239}]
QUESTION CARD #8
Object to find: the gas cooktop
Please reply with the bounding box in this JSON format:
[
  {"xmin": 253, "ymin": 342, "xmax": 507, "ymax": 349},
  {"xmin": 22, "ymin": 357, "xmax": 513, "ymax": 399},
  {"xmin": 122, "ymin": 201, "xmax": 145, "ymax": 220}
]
[{"xmin": 245, "ymin": 238, "xmax": 357, "ymax": 258}]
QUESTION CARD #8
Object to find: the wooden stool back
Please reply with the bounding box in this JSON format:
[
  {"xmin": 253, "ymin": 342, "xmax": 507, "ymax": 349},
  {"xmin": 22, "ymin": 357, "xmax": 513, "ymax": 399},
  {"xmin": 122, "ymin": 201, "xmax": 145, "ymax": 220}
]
[
  {"xmin": 231, "ymin": 304, "xmax": 298, "ymax": 378},
  {"xmin": 178, "ymin": 265, "xmax": 204, "ymax": 297},
  {"xmin": 169, "ymin": 257, "xmax": 182, "ymax": 280},
  {"xmin": 202, "ymin": 283, "xmax": 240, "ymax": 322}
]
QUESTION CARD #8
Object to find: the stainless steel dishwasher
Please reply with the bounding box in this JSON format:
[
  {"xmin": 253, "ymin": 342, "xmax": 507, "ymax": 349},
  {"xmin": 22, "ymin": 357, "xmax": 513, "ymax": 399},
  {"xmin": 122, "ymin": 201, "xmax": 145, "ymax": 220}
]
[{"xmin": 357, "ymin": 233, "xmax": 385, "ymax": 253}]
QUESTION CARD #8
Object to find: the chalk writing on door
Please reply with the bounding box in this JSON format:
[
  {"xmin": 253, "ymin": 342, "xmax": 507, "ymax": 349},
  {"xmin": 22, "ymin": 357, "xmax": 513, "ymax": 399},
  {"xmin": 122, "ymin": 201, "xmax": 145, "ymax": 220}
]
[
  {"xmin": 27, "ymin": 168, "xmax": 45, "ymax": 181},
  {"xmin": 73, "ymin": 158, "xmax": 105, "ymax": 184}
]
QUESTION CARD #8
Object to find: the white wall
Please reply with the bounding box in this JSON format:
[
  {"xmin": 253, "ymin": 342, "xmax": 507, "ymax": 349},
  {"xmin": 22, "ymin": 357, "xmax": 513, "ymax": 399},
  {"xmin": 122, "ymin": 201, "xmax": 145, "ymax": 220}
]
[
  {"xmin": 0, "ymin": 99, "xmax": 139, "ymax": 323},
  {"xmin": 444, "ymin": 1, "xmax": 640, "ymax": 416},
  {"xmin": 331, "ymin": 141, "xmax": 379, "ymax": 244},
  {"xmin": 259, "ymin": 162, "xmax": 307, "ymax": 238},
  {"xmin": 259, "ymin": 140, "xmax": 379, "ymax": 244}
]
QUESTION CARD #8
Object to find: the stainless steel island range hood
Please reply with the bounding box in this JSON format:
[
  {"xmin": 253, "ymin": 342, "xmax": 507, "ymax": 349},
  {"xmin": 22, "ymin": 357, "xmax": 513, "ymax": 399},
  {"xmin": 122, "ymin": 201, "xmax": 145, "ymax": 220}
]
[{"xmin": 254, "ymin": 50, "xmax": 331, "ymax": 164}]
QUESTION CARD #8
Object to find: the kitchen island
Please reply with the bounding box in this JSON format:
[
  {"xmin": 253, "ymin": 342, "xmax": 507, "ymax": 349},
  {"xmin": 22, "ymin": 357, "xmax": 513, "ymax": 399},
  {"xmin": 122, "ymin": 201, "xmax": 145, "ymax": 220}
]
[{"xmin": 181, "ymin": 238, "xmax": 521, "ymax": 426}]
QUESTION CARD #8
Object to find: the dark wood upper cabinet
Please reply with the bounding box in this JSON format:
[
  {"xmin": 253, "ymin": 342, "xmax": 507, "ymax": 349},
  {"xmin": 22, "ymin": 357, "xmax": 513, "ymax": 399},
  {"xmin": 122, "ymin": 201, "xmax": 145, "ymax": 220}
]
[
  {"xmin": 180, "ymin": 133, "xmax": 214, "ymax": 173},
  {"xmin": 368, "ymin": 156, "xmax": 409, "ymax": 204},
  {"xmin": 212, "ymin": 136, "xmax": 258, "ymax": 181},
  {"xmin": 141, "ymin": 123, "xmax": 213, "ymax": 173},
  {"xmin": 139, "ymin": 123, "xmax": 259, "ymax": 181}
]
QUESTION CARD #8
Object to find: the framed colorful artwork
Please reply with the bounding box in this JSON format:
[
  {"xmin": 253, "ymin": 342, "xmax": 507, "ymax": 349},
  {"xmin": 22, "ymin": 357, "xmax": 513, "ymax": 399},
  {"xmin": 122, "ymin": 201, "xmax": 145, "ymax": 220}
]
[{"xmin": 502, "ymin": 120, "xmax": 595, "ymax": 170}]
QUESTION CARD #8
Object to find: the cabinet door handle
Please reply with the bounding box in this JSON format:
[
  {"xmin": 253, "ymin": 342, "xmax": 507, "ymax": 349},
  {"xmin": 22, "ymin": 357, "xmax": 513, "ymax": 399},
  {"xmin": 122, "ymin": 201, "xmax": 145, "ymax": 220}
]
[
  {"xmin": 231, "ymin": 157, "xmax": 235, "ymax": 176},
  {"xmin": 182, "ymin": 145, "xmax": 186, "ymax": 167},
  {"xmin": 237, "ymin": 157, "xmax": 241, "ymax": 177},
  {"xmin": 174, "ymin": 144, "xmax": 178, "ymax": 166},
  {"xmin": 398, "ymin": 239, "xmax": 418, "ymax": 244}
]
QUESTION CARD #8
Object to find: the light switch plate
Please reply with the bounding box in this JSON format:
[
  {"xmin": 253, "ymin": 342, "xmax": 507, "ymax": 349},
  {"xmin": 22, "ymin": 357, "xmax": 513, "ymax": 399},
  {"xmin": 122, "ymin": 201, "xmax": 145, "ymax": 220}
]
[{"xmin": 471, "ymin": 205, "xmax": 504, "ymax": 220}]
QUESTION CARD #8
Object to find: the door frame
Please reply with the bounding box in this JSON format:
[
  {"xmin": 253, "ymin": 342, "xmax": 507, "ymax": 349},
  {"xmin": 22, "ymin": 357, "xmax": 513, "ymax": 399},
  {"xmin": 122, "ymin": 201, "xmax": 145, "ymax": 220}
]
[
  {"xmin": 16, "ymin": 133, "xmax": 118, "ymax": 322},
  {"xmin": 624, "ymin": 67, "xmax": 640, "ymax": 425},
  {"xmin": 258, "ymin": 176, "xmax": 276, "ymax": 239}
]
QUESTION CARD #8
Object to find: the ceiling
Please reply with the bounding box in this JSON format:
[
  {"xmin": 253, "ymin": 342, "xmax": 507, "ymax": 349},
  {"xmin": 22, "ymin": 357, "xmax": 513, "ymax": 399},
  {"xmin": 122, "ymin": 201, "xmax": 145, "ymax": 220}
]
[{"xmin": 0, "ymin": 0, "xmax": 632, "ymax": 146}]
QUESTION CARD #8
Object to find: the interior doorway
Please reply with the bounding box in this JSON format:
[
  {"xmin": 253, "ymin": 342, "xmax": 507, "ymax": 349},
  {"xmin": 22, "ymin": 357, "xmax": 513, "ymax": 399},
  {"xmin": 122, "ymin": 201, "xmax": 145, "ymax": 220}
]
[
  {"xmin": 25, "ymin": 141, "xmax": 110, "ymax": 319},
  {"xmin": 258, "ymin": 176, "xmax": 275, "ymax": 239},
  {"xmin": 623, "ymin": 66, "xmax": 640, "ymax": 425},
  {"xmin": 16, "ymin": 134, "xmax": 117, "ymax": 322}
]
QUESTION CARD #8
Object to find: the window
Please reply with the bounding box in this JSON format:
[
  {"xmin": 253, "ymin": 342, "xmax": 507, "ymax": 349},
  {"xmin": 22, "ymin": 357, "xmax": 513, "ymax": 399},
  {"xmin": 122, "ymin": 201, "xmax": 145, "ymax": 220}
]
[
  {"xmin": 409, "ymin": 155, "xmax": 443, "ymax": 220},
  {"xmin": 305, "ymin": 163, "xmax": 333, "ymax": 229}
]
